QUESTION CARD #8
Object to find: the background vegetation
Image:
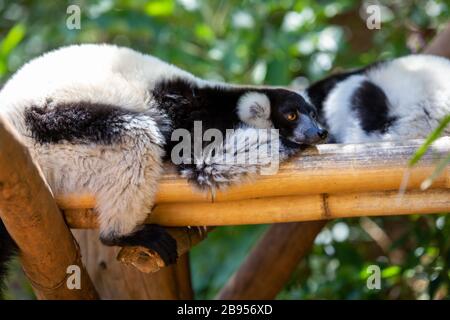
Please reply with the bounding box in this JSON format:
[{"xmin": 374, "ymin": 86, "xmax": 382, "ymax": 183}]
[{"xmin": 1, "ymin": 0, "xmax": 449, "ymax": 299}]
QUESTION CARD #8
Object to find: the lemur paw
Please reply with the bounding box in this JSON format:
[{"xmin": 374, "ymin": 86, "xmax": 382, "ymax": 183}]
[{"xmin": 101, "ymin": 224, "xmax": 178, "ymax": 265}]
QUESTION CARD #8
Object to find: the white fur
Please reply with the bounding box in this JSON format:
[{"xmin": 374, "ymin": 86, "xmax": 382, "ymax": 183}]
[
  {"xmin": 0, "ymin": 44, "xmax": 287, "ymax": 240},
  {"xmin": 0, "ymin": 44, "xmax": 202, "ymax": 132},
  {"xmin": 322, "ymin": 54, "xmax": 450, "ymax": 143},
  {"xmin": 30, "ymin": 116, "xmax": 165, "ymax": 238},
  {"xmin": 323, "ymin": 75, "xmax": 380, "ymax": 143},
  {"xmin": 236, "ymin": 92, "xmax": 272, "ymax": 128},
  {"xmin": 0, "ymin": 44, "xmax": 206, "ymax": 239}
]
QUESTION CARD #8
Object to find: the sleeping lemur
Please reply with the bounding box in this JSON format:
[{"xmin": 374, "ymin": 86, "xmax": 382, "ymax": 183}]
[
  {"xmin": 305, "ymin": 54, "xmax": 450, "ymax": 143},
  {"xmin": 0, "ymin": 44, "xmax": 326, "ymax": 294}
]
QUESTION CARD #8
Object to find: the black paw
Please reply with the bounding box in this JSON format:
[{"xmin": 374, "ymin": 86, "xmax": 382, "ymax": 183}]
[{"xmin": 101, "ymin": 224, "xmax": 178, "ymax": 265}]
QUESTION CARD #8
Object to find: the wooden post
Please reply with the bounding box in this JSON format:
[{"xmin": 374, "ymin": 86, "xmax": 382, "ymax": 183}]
[
  {"xmin": 117, "ymin": 227, "xmax": 212, "ymax": 274},
  {"xmin": 0, "ymin": 117, "xmax": 98, "ymax": 300},
  {"xmin": 216, "ymin": 221, "xmax": 326, "ymax": 300},
  {"xmin": 424, "ymin": 22, "xmax": 450, "ymax": 57},
  {"xmin": 72, "ymin": 229, "xmax": 193, "ymax": 299}
]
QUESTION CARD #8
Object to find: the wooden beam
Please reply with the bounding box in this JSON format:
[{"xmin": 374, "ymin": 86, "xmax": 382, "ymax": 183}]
[
  {"xmin": 216, "ymin": 221, "xmax": 326, "ymax": 299},
  {"xmin": 62, "ymin": 138, "xmax": 450, "ymax": 274},
  {"xmin": 424, "ymin": 22, "xmax": 450, "ymax": 56},
  {"xmin": 0, "ymin": 117, "xmax": 98, "ymax": 299},
  {"xmin": 56, "ymin": 137, "xmax": 450, "ymax": 209},
  {"xmin": 65, "ymin": 189, "xmax": 449, "ymax": 228},
  {"xmin": 56, "ymin": 137, "xmax": 450, "ymax": 227}
]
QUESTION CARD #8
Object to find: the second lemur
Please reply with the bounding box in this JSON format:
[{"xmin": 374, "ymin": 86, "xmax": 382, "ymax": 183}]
[{"xmin": 305, "ymin": 54, "xmax": 450, "ymax": 143}]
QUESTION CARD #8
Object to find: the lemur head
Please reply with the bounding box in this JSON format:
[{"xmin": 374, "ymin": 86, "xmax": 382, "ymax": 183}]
[{"xmin": 237, "ymin": 89, "xmax": 328, "ymax": 146}]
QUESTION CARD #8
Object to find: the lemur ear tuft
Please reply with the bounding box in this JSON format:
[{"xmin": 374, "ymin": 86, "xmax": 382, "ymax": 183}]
[{"xmin": 237, "ymin": 92, "xmax": 271, "ymax": 128}]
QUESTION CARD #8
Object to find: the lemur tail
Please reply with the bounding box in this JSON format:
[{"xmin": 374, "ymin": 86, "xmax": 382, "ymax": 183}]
[{"xmin": 0, "ymin": 218, "xmax": 18, "ymax": 299}]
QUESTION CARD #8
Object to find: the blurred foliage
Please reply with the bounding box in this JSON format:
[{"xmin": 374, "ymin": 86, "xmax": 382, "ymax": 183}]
[
  {"xmin": 410, "ymin": 115, "xmax": 450, "ymax": 190},
  {"xmin": 0, "ymin": 0, "xmax": 449, "ymax": 300}
]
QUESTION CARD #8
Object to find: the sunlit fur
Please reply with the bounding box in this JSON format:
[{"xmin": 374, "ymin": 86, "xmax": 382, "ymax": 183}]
[
  {"xmin": 305, "ymin": 54, "xmax": 450, "ymax": 143},
  {"xmin": 0, "ymin": 44, "xmax": 317, "ymax": 245}
]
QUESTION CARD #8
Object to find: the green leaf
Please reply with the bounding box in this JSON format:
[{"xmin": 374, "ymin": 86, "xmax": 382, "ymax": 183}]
[
  {"xmin": 426, "ymin": 246, "xmax": 439, "ymax": 258},
  {"xmin": 409, "ymin": 115, "xmax": 450, "ymax": 166},
  {"xmin": 421, "ymin": 152, "xmax": 450, "ymax": 190},
  {"xmin": 145, "ymin": 0, "xmax": 174, "ymax": 17},
  {"xmin": 359, "ymin": 265, "xmax": 370, "ymax": 279},
  {"xmin": 0, "ymin": 23, "xmax": 26, "ymax": 57},
  {"xmin": 0, "ymin": 60, "xmax": 6, "ymax": 75},
  {"xmin": 195, "ymin": 24, "xmax": 215, "ymax": 42},
  {"xmin": 381, "ymin": 266, "xmax": 401, "ymax": 278}
]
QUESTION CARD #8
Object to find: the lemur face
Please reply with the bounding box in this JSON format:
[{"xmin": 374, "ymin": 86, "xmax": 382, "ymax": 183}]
[{"xmin": 237, "ymin": 89, "xmax": 328, "ymax": 146}]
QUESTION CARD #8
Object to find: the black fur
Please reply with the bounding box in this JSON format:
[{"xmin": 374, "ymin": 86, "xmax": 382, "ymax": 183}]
[
  {"xmin": 423, "ymin": 107, "xmax": 431, "ymax": 119},
  {"xmin": 24, "ymin": 102, "xmax": 150, "ymax": 145},
  {"xmin": 268, "ymin": 89, "xmax": 319, "ymax": 140},
  {"xmin": 153, "ymin": 78, "xmax": 317, "ymax": 157},
  {"xmin": 100, "ymin": 224, "xmax": 178, "ymax": 265},
  {"xmin": 351, "ymin": 80, "xmax": 396, "ymax": 134},
  {"xmin": 306, "ymin": 69, "xmax": 364, "ymax": 120},
  {"xmin": 23, "ymin": 79, "xmax": 320, "ymax": 156},
  {"xmin": 0, "ymin": 219, "xmax": 18, "ymax": 299},
  {"xmin": 153, "ymin": 78, "xmax": 322, "ymax": 187},
  {"xmin": 153, "ymin": 78, "xmax": 243, "ymax": 156},
  {"xmin": 306, "ymin": 62, "xmax": 385, "ymax": 121}
]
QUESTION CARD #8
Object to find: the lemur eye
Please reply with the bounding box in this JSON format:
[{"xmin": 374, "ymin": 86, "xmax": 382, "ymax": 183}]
[
  {"xmin": 285, "ymin": 112, "xmax": 298, "ymax": 121},
  {"xmin": 309, "ymin": 111, "xmax": 317, "ymax": 120}
]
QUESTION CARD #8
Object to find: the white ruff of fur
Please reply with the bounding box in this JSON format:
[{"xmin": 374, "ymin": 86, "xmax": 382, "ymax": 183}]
[{"xmin": 180, "ymin": 126, "xmax": 280, "ymax": 192}]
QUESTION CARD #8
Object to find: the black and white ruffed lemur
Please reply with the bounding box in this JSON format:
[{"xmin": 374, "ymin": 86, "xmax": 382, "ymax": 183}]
[
  {"xmin": 0, "ymin": 44, "xmax": 327, "ymax": 295},
  {"xmin": 304, "ymin": 54, "xmax": 450, "ymax": 144}
]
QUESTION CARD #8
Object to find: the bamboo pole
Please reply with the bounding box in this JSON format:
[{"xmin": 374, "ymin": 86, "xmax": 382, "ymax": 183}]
[
  {"xmin": 61, "ymin": 137, "xmax": 449, "ymax": 274},
  {"xmin": 0, "ymin": 117, "xmax": 98, "ymax": 300},
  {"xmin": 56, "ymin": 136, "xmax": 450, "ymax": 212},
  {"xmin": 64, "ymin": 189, "xmax": 450, "ymax": 228},
  {"xmin": 62, "ymin": 136, "xmax": 450, "ymax": 274}
]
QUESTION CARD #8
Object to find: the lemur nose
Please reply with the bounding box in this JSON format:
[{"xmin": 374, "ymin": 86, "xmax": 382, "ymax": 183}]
[{"xmin": 318, "ymin": 128, "xmax": 328, "ymax": 140}]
